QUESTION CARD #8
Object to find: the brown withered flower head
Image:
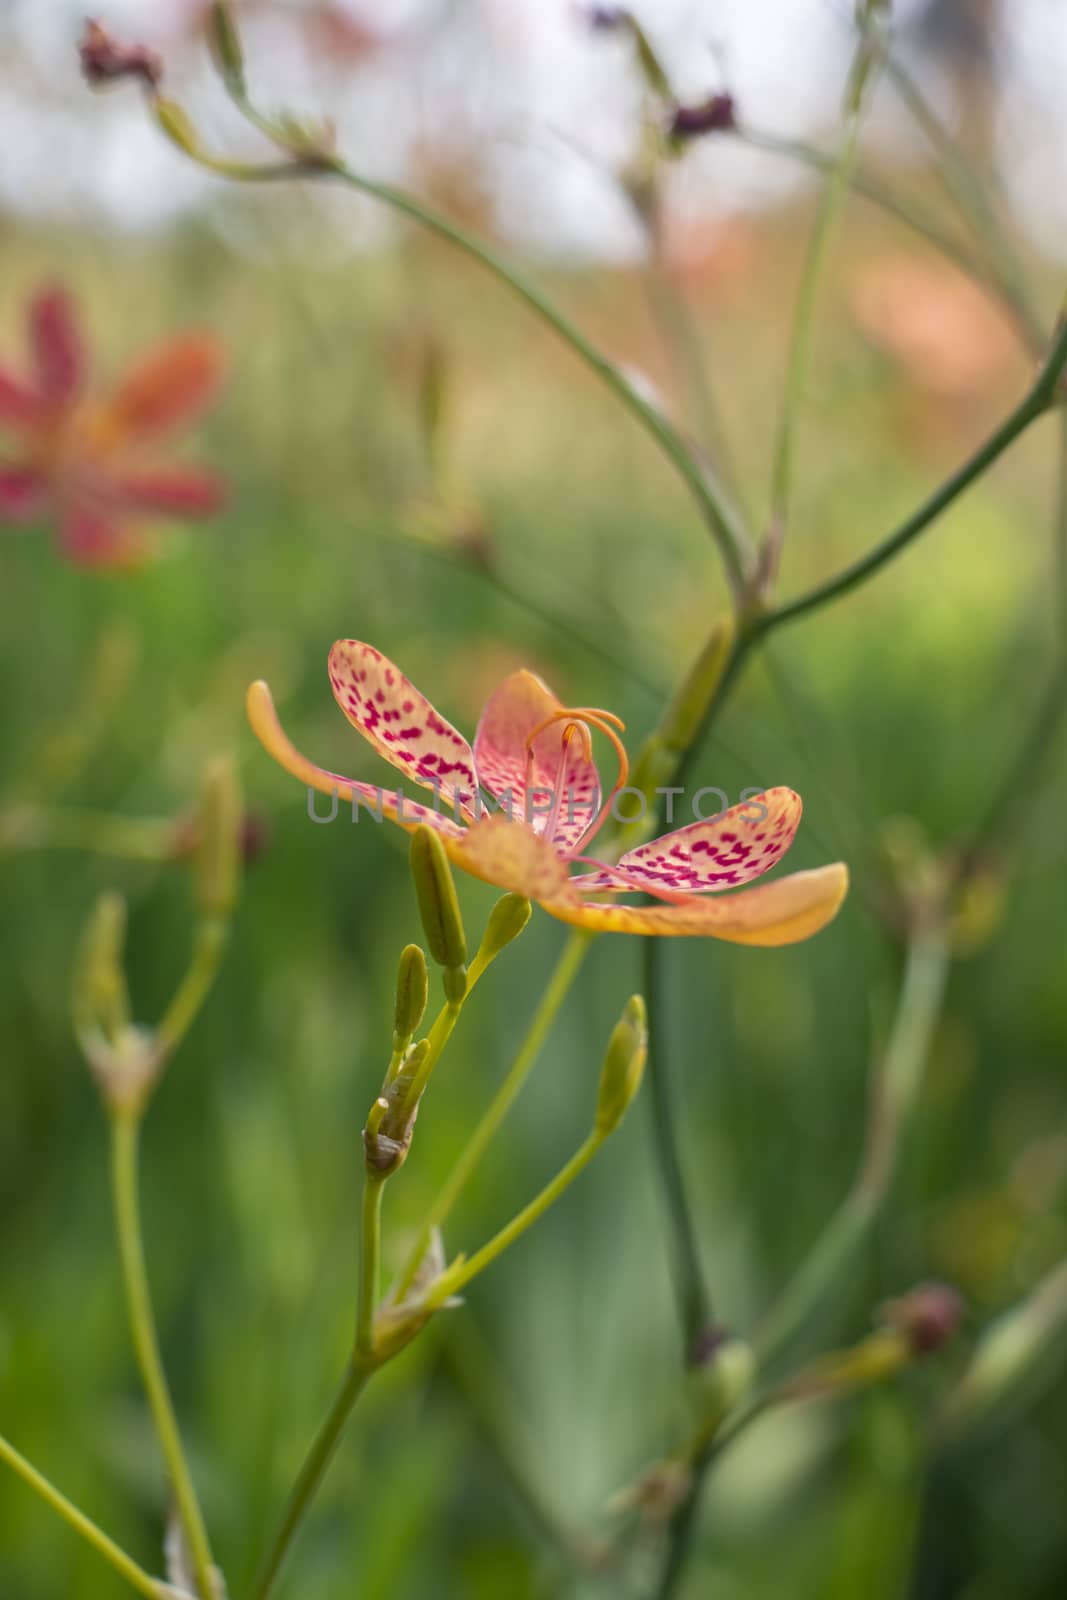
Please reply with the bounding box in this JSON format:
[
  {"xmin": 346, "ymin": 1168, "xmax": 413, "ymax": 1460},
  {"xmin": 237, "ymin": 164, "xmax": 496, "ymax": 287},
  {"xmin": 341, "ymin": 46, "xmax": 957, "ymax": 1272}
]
[
  {"xmin": 669, "ymin": 93, "xmax": 737, "ymax": 141},
  {"xmin": 80, "ymin": 19, "xmax": 163, "ymax": 91}
]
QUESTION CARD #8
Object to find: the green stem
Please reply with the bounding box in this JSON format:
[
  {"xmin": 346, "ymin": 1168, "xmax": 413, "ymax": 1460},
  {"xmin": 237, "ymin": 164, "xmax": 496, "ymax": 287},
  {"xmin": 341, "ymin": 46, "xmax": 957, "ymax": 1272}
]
[
  {"xmin": 643, "ymin": 938, "xmax": 710, "ymax": 1358},
  {"xmin": 251, "ymin": 1358, "xmax": 374, "ymax": 1600},
  {"xmin": 884, "ymin": 54, "xmax": 1041, "ymax": 345},
  {"xmin": 755, "ymin": 925, "xmax": 949, "ymax": 1373},
  {"xmin": 217, "ymin": 76, "xmax": 750, "ymax": 590},
  {"xmin": 650, "ymin": 926, "xmax": 948, "ymax": 1600},
  {"xmin": 356, "ymin": 1175, "xmax": 384, "ymax": 1356},
  {"xmin": 0, "ymin": 1433, "xmax": 162, "ymax": 1600},
  {"xmin": 425, "ymin": 1133, "xmax": 605, "ymax": 1307},
  {"xmin": 769, "ymin": 24, "xmax": 881, "ymax": 550},
  {"xmin": 110, "ymin": 1112, "xmax": 216, "ymax": 1600},
  {"xmin": 0, "ymin": 807, "xmax": 176, "ymax": 861},
  {"xmin": 156, "ymin": 915, "xmax": 230, "ymax": 1060},
  {"xmin": 393, "ymin": 928, "xmax": 593, "ymax": 1303},
  {"xmin": 764, "ymin": 317, "xmax": 1067, "ymax": 632}
]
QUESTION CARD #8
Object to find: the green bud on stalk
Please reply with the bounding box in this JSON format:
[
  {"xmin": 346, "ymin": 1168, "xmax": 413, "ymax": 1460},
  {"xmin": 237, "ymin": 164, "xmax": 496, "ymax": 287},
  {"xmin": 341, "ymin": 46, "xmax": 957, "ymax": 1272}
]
[
  {"xmin": 410, "ymin": 825, "xmax": 467, "ymax": 999},
  {"xmin": 194, "ymin": 756, "xmax": 243, "ymax": 917},
  {"xmin": 479, "ymin": 894, "xmax": 532, "ymax": 961},
  {"xmin": 393, "ymin": 944, "xmax": 430, "ymax": 1047},
  {"xmin": 595, "ymin": 995, "xmax": 648, "ymax": 1135}
]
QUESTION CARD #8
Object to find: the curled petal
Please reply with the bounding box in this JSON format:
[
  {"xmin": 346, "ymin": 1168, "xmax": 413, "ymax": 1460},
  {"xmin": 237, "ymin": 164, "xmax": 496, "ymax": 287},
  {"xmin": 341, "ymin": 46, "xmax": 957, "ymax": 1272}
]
[
  {"xmin": 116, "ymin": 467, "xmax": 227, "ymax": 517},
  {"xmin": 58, "ymin": 503, "xmax": 149, "ymax": 569},
  {"xmin": 105, "ymin": 334, "xmax": 225, "ymax": 443},
  {"xmin": 473, "ymin": 669, "xmax": 601, "ymax": 854},
  {"xmin": 0, "ymin": 367, "xmax": 40, "ymax": 428},
  {"xmin": 328, "ymin": 640, "xmax": 480, "ymax": 815},
  {"xmin": 447, "ymin": 814, "xmax": 575, "ymax": 900},
  {"xmin": 580, "ymin": 788, "xmax": 803, "ymax": 897},
  {"xmin": 30, "ymin": 288, "xmax": 85, "ymax": 409},
  {"xmin": 246, "ymin": 680, "xmax": 467, "ymax": 838},
  {"xmin": 0, "ymin": 466, "xmax": 47, "ymax": 523},
  {"xmin": 554, "ymin": 864, "xmax": 850, "ymax": 945}
]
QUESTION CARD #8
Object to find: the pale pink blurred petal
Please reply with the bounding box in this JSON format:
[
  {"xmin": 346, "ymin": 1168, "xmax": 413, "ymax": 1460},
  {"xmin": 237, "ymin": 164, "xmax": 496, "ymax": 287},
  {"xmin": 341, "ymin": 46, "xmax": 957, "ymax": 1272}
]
[
  {"xmin": 116, "ymin": 467, "xmax": 226, "ymax": 517},
  {"xmin": 0, "ymin": 466, "xmax": 47, "ymax": 523},
  {"xmin": 30, "ymin": 288, "xmax": 85, "ymax": 409}
]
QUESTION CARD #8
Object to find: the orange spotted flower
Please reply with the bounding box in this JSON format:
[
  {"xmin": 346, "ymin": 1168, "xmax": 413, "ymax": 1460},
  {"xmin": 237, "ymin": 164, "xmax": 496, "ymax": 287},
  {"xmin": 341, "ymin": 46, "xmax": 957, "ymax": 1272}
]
[
  {"xmin": 0, "ymin": 286, "xmax": 225, "ymax": 567},
  {"xmin": 248, "ymin": 642, "xmax": 848, "ymax": 945}
]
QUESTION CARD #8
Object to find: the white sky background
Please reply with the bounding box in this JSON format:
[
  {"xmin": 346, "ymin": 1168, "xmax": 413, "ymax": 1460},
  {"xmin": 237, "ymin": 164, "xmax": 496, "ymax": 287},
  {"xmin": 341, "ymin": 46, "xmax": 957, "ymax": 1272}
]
[{"xmin": 0, "ymin": 0, "xmax": 1065, "ymax": 262}]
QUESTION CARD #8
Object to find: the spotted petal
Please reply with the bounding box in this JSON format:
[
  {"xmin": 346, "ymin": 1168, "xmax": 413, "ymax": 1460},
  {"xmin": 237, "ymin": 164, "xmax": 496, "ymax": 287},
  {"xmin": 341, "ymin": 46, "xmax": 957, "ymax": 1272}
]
[
  {"xmin": 30, "ymin": 288, "xmax": 84, "ymax": 410},
  {"xmin": 578, "ymin": 788, "xmax": 802, "ymax": 898},
  {"xmin": 473, "ymin": 669, "xmax": 601, "ymax": 854},
  {"xmin": 104, "ymin": 334, "xmax": 225, "ymax": 444},
  {"xmin": 247, "ymin": 680, "xmax": 468, "ymax": 839},
  {"xmin": 328, "ymin": 640, "xmax": 480, "ymax": 815},
  {"xmin": 554, "ymin": 864, "xmax": 849, "ymax": 946}
]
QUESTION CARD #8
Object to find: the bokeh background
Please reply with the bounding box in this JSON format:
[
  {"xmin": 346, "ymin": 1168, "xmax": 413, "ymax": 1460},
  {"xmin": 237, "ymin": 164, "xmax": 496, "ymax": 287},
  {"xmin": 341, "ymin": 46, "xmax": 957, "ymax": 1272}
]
[{"xmin": 2, "ymin": 2, "xmax": 1067, "ymax": 1597}]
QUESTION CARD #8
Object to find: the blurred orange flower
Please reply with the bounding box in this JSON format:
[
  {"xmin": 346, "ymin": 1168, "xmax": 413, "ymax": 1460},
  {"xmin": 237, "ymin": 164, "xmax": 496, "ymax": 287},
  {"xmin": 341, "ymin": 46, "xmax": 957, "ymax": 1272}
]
[{"xmin": 0, "ymin": 287, "xmax": 226, "ymax": 568}]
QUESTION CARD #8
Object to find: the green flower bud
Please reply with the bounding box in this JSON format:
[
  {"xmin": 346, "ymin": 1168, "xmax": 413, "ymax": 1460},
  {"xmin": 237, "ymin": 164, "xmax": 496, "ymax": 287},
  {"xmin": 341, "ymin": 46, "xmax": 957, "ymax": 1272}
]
[
  {"xmin": 72, "ymin": 892, "xmax": 159, "ymax": 1113},
  {"xmin": 595, "ymin": 994, "xmax": 648, "ymax": 1135},
  {"xmin": 153, "ymin": 99, "xmax": 206, "ymax": 160},
  {"xmin": 410, "ymin": 825, "xmax": 467, "ymax": 988},
  {"xmin": 194, "ymin": 755, "xmax": 242, "ymax": 916},
  {"xmin": 480, "ymin": 893, "xmax": 532, "ymax": 960},
  {"xmin": 394, "ymin": 944, "xmax": 429, "ymax": 1046},
  {"xmin": 73, "ymin": 890, "xmax": 130, "ymax": 1051}
]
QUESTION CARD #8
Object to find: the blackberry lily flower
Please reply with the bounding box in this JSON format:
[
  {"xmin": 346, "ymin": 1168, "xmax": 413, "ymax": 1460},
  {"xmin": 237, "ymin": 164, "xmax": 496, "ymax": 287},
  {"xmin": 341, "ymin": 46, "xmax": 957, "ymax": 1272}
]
[
  {"xmin": 247, "ymin": 642, "xmax": 849, "ymax": 946},
  {"xmin": 0, "ymin": 286, "xmax": 225, "ymax": 567}
]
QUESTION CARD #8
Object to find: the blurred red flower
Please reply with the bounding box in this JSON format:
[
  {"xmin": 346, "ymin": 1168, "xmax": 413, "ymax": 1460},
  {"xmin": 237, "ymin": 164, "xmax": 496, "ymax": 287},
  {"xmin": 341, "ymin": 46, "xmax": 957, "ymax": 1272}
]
[{"xmin": 0, "ymin": 287, "xmax": 226, "ymax": 568}]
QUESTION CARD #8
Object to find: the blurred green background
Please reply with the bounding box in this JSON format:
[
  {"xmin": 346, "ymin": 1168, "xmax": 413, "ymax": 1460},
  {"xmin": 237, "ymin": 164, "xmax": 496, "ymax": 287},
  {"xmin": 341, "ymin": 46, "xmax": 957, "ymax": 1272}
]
[{"xmin": 3, "ymin": 9, "xmax": 1067, "ymax": 1599}]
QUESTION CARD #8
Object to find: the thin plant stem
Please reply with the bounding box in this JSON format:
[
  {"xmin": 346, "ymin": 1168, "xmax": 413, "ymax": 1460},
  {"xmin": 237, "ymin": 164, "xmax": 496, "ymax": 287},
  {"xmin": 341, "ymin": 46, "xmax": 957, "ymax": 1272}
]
[
  {"xmin": 251, "ymin": 1358, "xmax": 374, "ymax": 1600},
  {"xmin": 110, "ymin": 1111, "xmax": 216, "ymax": 1600},
  {"xmin": 769, "ymin": 23, "xmax": 882, "ymax": 554},
  {"xmin": 651, "ymin": 926, "xmax": 948, "ymax": 1600},
  {"xmin": 0, "ymin": 1433, "xmax": 162, "ymax": 1600},
  {"xmin": 393, "ymin": 928, "xmax": 593, "ymax": 1302},
  {"xmin": 156, "ymin": 915, "xmax": 230, "ymax": 1060},
  {"xmin": 763, "ymin": 313, "xmax": 1067, "ymax": 632},
  {"xmin": 883, "ymin": 53, "xmax": 1040, "ymax": 344},
  {"xmin": 643, "ymin": 938, "xmax": 710, "ymax": 1358},
  {"xmin": 218, "ymin": 76, "xmax": 751, "ymax": 591},
  {"xmin": 755, "ymin": 924, "xmax": 950, "ymax": 1372},
  {"xmin": 0, "ymin": 807, "xmax": 176, "ymax": 861},
  {"xmin": 425, "ymin": 1132, "xmax": 605, "ymax": 1307},
  {"xmin": 356, "ymin": 1175, "xmax": 384, "ymax": 1356}
]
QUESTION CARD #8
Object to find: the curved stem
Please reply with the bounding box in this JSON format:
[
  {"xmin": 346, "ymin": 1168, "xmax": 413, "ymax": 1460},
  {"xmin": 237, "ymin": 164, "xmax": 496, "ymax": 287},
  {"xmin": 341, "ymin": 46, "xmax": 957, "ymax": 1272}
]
[
  {"xmin": 426, "ymin": 1132, "xmax": 605, "ymax": 1306},
  {"xmin": 156, "ymin": 915, "xmax": 230, "ymax": 1061},
  {"xmin": 393, "ymin": 928, "xmax": 593, "ymax": 1302},
  {"xmin": 643, "ymin": 938, "xmax": 711, "ymax": 1358},
  {"xmin": 318, "ymin": 162, "xmax": 751, "ymax": 588},
  {"xmin": 251, "ymin": 1358, "xmax": 373, "ymax": 1600},
  {"xmin": 110, "ymin": 1111, "xmax": 216, "ymax": 1600},
  {"xmin": 0, "ymin": 1433, "xmax": 162, "ymax": 1600},
  {"xmin": 764, "ymin": 325, "xmax": 1067, "ymax": 633}
]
